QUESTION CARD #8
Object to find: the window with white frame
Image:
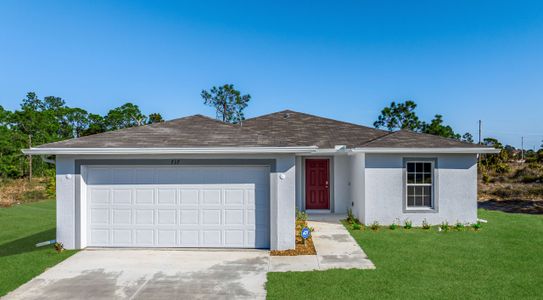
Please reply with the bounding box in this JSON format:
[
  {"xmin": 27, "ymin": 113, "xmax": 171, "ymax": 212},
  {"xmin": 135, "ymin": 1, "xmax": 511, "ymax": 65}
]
[{"xmin": 406, "ymin": 161, "xmax": 434, "ymax": 208}]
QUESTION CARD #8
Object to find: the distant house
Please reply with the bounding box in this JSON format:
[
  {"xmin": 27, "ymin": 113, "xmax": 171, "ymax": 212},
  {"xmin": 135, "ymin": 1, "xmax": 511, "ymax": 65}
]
[{"xmin": 25, "ymin": 110, "xmax": 497, "ymax": 250}]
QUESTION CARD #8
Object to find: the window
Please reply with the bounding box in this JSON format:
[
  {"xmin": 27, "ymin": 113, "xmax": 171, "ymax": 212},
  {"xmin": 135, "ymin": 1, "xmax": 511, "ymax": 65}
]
[{"xmin": 406, "ymin": 161, "xmax": 434, "ymax": 209}]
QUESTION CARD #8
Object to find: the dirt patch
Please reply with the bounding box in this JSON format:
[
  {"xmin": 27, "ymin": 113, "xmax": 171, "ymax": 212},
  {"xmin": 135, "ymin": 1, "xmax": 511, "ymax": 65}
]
[
  {"xmin": 478, "ymin": 199, "xmax": 543, "ymax": 214},
  {"xmin": 0, "ymin": 177, "xmax": 50, "ymax": 207},
  {"xmin": 270, "ymin": 220, "xmax": 317, "ymax": 256}
]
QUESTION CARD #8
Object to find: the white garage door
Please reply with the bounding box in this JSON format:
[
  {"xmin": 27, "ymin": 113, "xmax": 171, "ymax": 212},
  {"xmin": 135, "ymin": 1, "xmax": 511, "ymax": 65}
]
[{"xmin": 84, "ymin": 165, "xmax": 270, "ymax": 248}]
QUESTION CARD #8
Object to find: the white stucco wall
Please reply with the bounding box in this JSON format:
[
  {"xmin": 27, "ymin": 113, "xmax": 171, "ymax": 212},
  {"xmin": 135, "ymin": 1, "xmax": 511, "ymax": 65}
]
[
  {"xmin": 333, "ymin": 155, "xmax": 351, "ymax": 213},
  {"xmin": 349, "ymin": 153, "xmax": 366, "ymax": 222},
  {"xmin": 55, "ymin": 156, "xmax": 77, "ymax": 249},
  {"xmin": 364, "ymin": 153, "xmax": 478, "ymax": 226},
  {"xmin": 54, "ymin": 154, "xmax": 296, "ymax": 250}
]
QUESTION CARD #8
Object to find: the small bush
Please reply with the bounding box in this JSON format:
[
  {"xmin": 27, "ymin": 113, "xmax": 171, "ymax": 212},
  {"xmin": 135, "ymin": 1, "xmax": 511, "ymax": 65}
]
[
  {"xmin": 352, "ymin": 223, "xmax": 361, "ymax": 230},
  {"xmin": 54, "ymin": 242, "xmax": 64, "ymax": 253},
  {"xmin": 482, "ymin": 173, "xmax": 490, "ymax": 184},
  {"xmin": 471, "ymin": 221, "xmax": 482, "ymax": 231},
  {"xmin": 389, "ymin": 218, "xmax": 400, "ymax": 230},
  {"xmin": 370, "ymin": 221, "xmax": 380, "ymax": 231},
  {"xmin": 46, "ymin": 175, "xmax": 56, "ymax": 198},
  {"xmin": 403, "ymin": 219, "xmax": 412, "ymax": 229},
  {"xmin": 494, "ymin": 162, "xmax": 511, "ymax": 174},
  {"xmin": 422, "ymin": 219, "xmax": 431, "ymax": 230},
  {"xmin": 346, "ymin": 208, "xmax": 360, "ymax": 224},
  {"xmin": 455, "ymin": 221, "xmax": 465, "ymax": 231},
  {"xmin": 440, "ymin": 221, "xmax": 449, "ymax": 231},
  {"xmin": 296, "ymin": 209, "xmax": 308, "ymax": 222}
]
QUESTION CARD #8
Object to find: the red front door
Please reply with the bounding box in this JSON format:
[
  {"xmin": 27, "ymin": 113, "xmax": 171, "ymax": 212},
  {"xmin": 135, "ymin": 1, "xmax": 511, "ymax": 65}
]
[{"xmin": 305, "ymin": 159, "xmax": 330, "ymax": 210}]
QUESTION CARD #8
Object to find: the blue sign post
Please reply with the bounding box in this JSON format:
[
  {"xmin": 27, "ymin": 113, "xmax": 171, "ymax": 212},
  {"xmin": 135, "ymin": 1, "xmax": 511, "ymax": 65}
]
[{"xmin": 301, "ymin": 227, "xmax": 311, "ymax": 245}]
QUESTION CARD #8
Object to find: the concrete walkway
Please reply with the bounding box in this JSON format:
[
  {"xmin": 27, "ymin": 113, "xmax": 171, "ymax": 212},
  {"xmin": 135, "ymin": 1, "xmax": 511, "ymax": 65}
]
[
  {"xmin": 269, "ymin": 214, "xmax": 375, "ymax": 272},
  {"xmin": 5, "ymin": 250, "xmax": 269, "ymax": 300},
  {"xmin": 6, "ymin": 215, "xmax": 373, "ymax": 299}
]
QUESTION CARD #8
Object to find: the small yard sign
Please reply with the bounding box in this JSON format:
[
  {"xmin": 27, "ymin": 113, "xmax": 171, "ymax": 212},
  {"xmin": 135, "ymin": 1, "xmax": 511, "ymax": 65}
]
[{"xmin": 301, "ymin": 227, "xmax": 310, "ymax": 240}]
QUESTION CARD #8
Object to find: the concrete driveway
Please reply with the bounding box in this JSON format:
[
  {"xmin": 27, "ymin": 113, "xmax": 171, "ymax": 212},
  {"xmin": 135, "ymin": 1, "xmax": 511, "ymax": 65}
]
[{"xmin": 5, "ymin": 249, "xmax": 269, "ymax": 300}]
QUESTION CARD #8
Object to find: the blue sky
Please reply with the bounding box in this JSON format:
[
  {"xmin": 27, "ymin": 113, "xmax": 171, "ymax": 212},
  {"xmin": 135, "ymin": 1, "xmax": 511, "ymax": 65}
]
[{"xmin": 1, "ymin": 0, "xmax": 542, "ymax": 149}]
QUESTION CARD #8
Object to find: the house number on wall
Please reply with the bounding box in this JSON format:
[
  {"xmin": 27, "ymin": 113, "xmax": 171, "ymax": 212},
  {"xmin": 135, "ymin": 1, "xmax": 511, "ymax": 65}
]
[{"xmin": 170, "ymin": 159, "xmax": 182, "ymax": 165}]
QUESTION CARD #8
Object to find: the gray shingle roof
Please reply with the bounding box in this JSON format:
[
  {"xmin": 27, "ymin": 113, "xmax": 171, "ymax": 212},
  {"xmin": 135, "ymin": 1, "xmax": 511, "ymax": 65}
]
[
  {"xmin": 242, "ymin": 110, "xmax": 388, "ymax": 148},
  {"xmin": 359, "ymin": 129, "xmax": 483, "ymax": 148},
  {"xmin": 35, "ymin": 109, "xmax": 484, "ymax": 149},
  {"xmin": 37, "ymin": 115, "xmax": 275, "ymax": 148}
]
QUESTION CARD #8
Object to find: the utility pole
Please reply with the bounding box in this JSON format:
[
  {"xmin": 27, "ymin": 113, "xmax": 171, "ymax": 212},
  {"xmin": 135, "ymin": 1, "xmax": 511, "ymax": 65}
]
[
  {"xmin": 28, "ymin": 134, "xmax": 32, "ymax": 181},
  {"xmin": 478, "ymin": 120, "xmax": 482, "ymax": 144},
  {"xmin": 521, "ymin": 136, "xmax": 524, "ymax": 162}
]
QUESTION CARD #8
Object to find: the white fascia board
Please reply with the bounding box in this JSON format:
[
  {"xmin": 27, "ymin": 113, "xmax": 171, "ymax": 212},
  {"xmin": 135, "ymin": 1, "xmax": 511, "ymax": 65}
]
[
  {"xmin": 351, "ymin": 147, "xmax": 500, "ymax": 154},
  {"xmin": 22, "ymin": 146, "xmax": 319, "ymax": 155}
]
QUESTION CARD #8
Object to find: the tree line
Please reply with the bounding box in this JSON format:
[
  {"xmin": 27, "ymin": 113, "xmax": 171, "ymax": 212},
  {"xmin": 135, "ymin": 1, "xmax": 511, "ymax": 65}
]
[
  {"xmin": 0, "ymin": 89, "xmax": 540, "ymax": 180},
  {"xmin": 0, "ymin": 92, "xmax": 164, "ymax": 178}
]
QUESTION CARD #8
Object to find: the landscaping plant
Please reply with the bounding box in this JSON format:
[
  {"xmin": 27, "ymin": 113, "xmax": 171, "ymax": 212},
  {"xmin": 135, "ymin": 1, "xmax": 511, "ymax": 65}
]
[
  {"xmin": 422, "ymin": 218, "xmax": 431, "ymax": 230},
  {"xmin": 403, "ymin": 219, "xmax": 413, "ymax": 229},
  {"xmin": 440, "ymin": 221, "xmax": 449, "ymax": 231},
  {"xmin": 370, "ymin": 221, "xmax": 380, "ymax": 231}
]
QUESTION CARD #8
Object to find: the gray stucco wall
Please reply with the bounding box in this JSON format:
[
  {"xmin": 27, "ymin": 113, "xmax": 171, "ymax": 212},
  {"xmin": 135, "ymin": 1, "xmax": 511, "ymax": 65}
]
[
  {"xmin": 55, "ymin": 154, "xmax": 296, "ymax": 250},
  {"xmin": 363, "ymin": 153, "xmax": 478, "ymax": 226}
]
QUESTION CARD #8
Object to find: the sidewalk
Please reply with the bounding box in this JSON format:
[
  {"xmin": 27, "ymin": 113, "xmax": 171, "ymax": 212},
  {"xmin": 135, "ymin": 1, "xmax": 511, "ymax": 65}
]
[{"xmin": 269, "ymin": 214, "xmax": 375, "ymax": 272}]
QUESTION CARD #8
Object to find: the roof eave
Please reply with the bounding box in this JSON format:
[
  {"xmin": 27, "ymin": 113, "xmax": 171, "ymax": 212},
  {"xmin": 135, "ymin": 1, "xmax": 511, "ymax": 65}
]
[
  {"xmin": 351, "ymin": 147, "xmax": 500, "ymax": 154},
  {"xmin": 22, "ymin": 146, "xmax": 319, "ymax": 155}
]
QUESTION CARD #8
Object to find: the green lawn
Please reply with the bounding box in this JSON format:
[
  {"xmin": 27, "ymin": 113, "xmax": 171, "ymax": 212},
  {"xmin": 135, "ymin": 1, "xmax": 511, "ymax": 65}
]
[
  {"xmin": 0, "ymin": 200, "xmax": 76, "ymax": 297},
  {"xmin": 267, "ymin": 210, "xmax": 543, "ymax": 299}
]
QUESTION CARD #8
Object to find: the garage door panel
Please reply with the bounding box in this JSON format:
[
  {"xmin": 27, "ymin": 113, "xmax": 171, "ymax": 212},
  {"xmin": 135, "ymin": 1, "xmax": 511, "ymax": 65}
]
[
  {"xmin": 202, "ymin": 230, "xmax": 222, "ymax": 246},
  {"xmin": 224, "ymin": 189, "xmax": 244, "ymax": 205},
  {"xmin": 135, "ymin": 189, "xmax": 154, "ymax": 204},
  {"xmin": 90, "ymin": 189, "xmax": 110, "ymax": 204},
  {"xmin": 225, "ymin": 230, "xmax": 244, "ymax": 246},
  {"xmin": 90, "ymin": 229, "xmax": 109, "ymax": 245},
  {"xmin": 112, "ymin": 229, "xmax": 132, "ymax": 244},
  {"xmin": 202, "ymin": 189, "xmax": 221, "ymax": 205},
  {"xmin": 157, "ymin": 209, "xmax": 177, "ymax": 224},
  {"xmin": 86, "ymin": 165, "xmax": 270, "ymax": 248},
  {"xmin": 112, "ymin": 189, "xmax": 132, "ymax": 204},
  {"xmin": 179, "ymin": 190, "xmax": 199, "ymax": 204},
  {"xmin": 157, "ymin": 189, "xmax": 177, "ymax": 205},
  {"xmin": 135, "ymin": 229, "xmax": 154, "ymax": 245},
  {"xmin": 225, "ymin": 209, "xmax": 244, "ymax": 225},
  {"xmin": 180, "ymin": 230, "xmax": 199, "ymax": 246},
  {"xmin": 112, "ymin": 209, "xmax": 131, "ymax": 225},
  {"xmin": 180, "ymin": 210, "xmax": 199, "ymax": 224},
  {"xmin": 201, "ymin": 210, "xmax": 221, "ymax": 225},
  {"xmin": 135, "ymin": 209, "xmax": 154, "ymax": 225}
]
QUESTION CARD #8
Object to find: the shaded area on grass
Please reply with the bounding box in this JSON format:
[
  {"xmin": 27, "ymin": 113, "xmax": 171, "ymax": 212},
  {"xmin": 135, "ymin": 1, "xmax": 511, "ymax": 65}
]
[
  {"xmin": 479, "ymin": 199, "xmax": 543, "ymax": 214},
  {"xmin": 0, "ymin": 200, "xmax": 77, "ymax": 297},
  {"xmin": 0, "ymin": 228, "xmax": 56, "ymax": 258},
  {"xmin": 266, "ymin": 210, "xmax": 543, "ymax": 299}
]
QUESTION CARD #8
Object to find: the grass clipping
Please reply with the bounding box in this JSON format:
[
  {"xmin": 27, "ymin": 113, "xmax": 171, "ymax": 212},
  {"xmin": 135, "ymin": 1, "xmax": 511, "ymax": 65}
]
[{"xmin": 270, "ymin": 220, "xmax": 316, "ymax": 256}]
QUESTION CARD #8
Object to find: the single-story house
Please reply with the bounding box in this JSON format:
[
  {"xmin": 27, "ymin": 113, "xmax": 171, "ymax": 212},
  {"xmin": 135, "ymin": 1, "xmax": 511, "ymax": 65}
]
[{"xmin": 24, "ymin": 110, "xmax": 498, "ymax": 250}]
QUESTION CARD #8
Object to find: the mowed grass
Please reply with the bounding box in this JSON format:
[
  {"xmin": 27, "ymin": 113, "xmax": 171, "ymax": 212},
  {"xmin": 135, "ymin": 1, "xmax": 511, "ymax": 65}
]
[
  {"xmin": 267, "ymin": 210, "xmax": 543, "ymax": 299},
  {"xmin": 0, "ymin": 200, "xmax": 76, "ymax": 297}
]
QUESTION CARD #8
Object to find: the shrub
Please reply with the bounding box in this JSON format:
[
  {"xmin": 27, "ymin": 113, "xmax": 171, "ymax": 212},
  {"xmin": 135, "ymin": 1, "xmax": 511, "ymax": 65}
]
[
  {"xmin": 440, "ymin": 221, "xmax": 449, "ymax": 231},
  {"xmin": 352, "ymin": 223, "xmax": 361, "ymax": 230},
  {"xmin": 403, "ymin": 219, "xmax": 412, "ymax": 229},
  {"xmin": 46, "ymin": 175, "xmax": 56, "ymax": 198},
  {"xmin": 471, "ymin": 221, "xmax": 482, "ymax": 231},
  {"xmin": 482, "ymin": 173, "xmax": 490, "ymax": 184},
  {"xmin": 346, "ymin": 208, "xmax": 360, "ymax": 224},
  {"xmin": 370, "ymin": 221, "xmax": 380, "ymax": 231},
  {"xmin": 296, "ymin": 209, "xmax": 308, "ymax": 222},
  {"xmin": 455, "ymin": 221, "xmax": 465, "ymax": 231},
  {"xmin": 422, "ymin": 219, "xmax": 431, "ymax": 230},
  {"xmin": 54, "ymin": 242, "xmax": 64, "ymax": 253},
  {"xmin": 494, "ymin": 162, "xmax": 511, "ymax": 174},
  {"xmin": 389, "ymin": 218, "xmax": 399, "ymax": 230}
]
